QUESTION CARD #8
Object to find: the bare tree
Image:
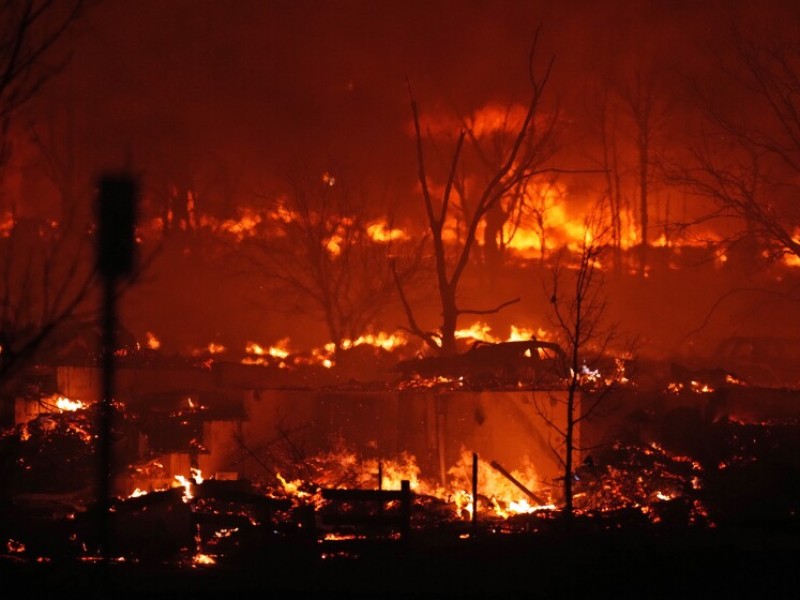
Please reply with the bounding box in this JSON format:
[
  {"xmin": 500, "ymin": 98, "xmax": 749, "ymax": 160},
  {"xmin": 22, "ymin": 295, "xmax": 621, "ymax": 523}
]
[
  {"xmin": 619, "ymin": 72, "xmax": 657, "ymax": 275},
  {"xmin": 0, "ymin": 1, "xmax": 83, "ymax": 170},
  {"xmin": 0, "ymin": 213, "xmax": 96, "ymax": 398},
  {"xmin": 670, "ymin": 28, "xmax": 800, "ymax": 266},
  {"xmin": 455, "ymin": 105, "xmax": 559, "ymax": 272},
  {"xmin": 536, "ymin": 207, "xmax": 616, "ymax": 518},
  {"xmin": 583, "ymin": 84, "xmax": 626, "ymax": 274},
  {"xmin": 394, "ymin": 32, "xmax": 558, "ymax": 356},
  {"xmin": 233, "ymin": 170, "xmax": 417, "ymax": 357},
  {"xmin": 0, "ymin": 1, "xmax": 87, "ymax": 402}
]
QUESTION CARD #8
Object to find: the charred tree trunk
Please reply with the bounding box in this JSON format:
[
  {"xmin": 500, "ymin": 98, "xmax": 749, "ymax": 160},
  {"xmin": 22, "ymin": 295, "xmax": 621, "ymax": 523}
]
[
  {"xmin": 482, "ymin": 201, "xmax": 506, "ymax": 274},
  {"xmin": 637, "ymin": 128, "xmax": 650, "ymax": 276}
]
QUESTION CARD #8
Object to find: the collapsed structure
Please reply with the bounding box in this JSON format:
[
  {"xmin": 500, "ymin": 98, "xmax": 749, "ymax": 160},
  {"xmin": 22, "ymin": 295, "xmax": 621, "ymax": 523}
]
[{"xmin": 3, "ymin": 331, "xmax": 800, "ymax": 567}]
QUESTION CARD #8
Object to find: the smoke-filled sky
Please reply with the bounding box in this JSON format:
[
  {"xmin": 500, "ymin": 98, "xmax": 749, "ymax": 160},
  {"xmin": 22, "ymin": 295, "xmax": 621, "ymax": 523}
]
[{"xmin": 31, "ymin": 0, "xmax": 798, "ymax": 214}]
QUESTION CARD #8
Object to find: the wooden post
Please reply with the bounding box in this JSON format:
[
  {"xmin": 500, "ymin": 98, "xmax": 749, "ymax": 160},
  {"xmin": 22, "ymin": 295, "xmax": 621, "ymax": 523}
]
[
  {"xmin": 436, "ymin": 396, "xmax": 447, "ymax": 486},
  {"xmin": 472, "ymin": 452, "xmax": 478, "ymax": 533},
  {"xmin": 400, "ymin": 479, "xmax": 411, "ymax": 539},
  {"xmin": 377, "ymin": 462, "xmax": 384, "ymax": 518}
]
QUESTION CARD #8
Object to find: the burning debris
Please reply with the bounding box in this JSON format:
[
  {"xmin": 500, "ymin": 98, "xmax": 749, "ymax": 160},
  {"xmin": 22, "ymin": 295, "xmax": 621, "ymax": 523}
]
[
  {"xmin": 2, "ymin": 358, "xmax": 800, "ymax": 600},
  {"xmin": 5, "ymin": 385, "xmax": 800, "ymax": 566}
]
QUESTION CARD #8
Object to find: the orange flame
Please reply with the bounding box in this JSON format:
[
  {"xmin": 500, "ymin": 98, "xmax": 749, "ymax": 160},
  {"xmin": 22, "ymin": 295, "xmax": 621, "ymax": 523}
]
[
  {"xmin": 455, "ymin": 321, "xmax": 553, "ymax": 345},
  {"xmin": 145, "ymin": 331, "xmax": 161, "ymax": 350},
  {"xmin": 0, "ymin": 211, "xmax": 14, "ymax": 237},
  {"xmin": 366, "ymin": 219, "xmax": 409, "ymax": 243},
  {"xmin": 219, "ymin": 207, "xmax": 262, "ymax": 240}
]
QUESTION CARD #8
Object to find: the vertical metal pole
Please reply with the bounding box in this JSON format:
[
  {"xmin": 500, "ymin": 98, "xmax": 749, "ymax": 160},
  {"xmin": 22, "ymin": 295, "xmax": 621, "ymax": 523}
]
[
  {"xmin": 472, "ymin": 452, "xmax": 478, "ymax": 534},
  {"xmin": 378, "ymin": 461, "xmax": 383, "ymax": 490}
]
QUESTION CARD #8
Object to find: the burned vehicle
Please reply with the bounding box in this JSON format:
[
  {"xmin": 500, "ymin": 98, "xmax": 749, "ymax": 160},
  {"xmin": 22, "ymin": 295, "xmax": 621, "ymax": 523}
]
[
  {"xmin": 672, "ymin": 336, "xmax": 800, "ymax": 390},
  {"xmin": 710, "ymin": 336, "xmax": 800, "ymax": 389},
  {"xmin": 395, "ymin": 339, "xmax": 568, "ymax": 388}
]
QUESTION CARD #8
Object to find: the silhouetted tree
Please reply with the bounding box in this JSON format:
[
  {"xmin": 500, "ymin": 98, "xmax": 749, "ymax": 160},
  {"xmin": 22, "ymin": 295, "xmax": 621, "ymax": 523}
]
[
  {"xmin": 583, "ymin": 83, "xmax": 627, "ymax": 274},
  {"xmin": 0, "ymin": 1, "xmax": 83, "ymax": 169},
  {"xmin": 233, "ymin": 169, "xmax": 417, "ymax": 357},
  {"xmin": 0, "ymin": 1, "xmax": 87, "ymax": 403},
  {"xmin": 590, "ymin": 66, "xmax": 671, "ymax": 277},
  {"xmin": 535, "ymin": 207, "xmax": 617, "ymax": 518},
  {"xmin": 671, "ymin": 27, "xmax": 800, "ymax": 266},
  {"xmin": 619, "ymin": 72, "xmax": 658, "ymax": 276},
  {"xmin": 394, "ymin": 31, "xmax": 558, "ymax": 356}
]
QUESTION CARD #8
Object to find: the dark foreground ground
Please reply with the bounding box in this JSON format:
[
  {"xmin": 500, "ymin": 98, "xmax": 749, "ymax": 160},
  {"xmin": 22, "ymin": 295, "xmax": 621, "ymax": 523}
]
[{"xmin": 3, "ymin": 521, "xmax": 799, "ymax": 600}]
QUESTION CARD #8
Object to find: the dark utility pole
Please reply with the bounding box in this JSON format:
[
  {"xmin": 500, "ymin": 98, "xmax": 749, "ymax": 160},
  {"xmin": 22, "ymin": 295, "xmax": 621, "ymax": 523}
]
[{"xmin": 96, "ymin": 173, "xmax": 138, "ymax": 563}]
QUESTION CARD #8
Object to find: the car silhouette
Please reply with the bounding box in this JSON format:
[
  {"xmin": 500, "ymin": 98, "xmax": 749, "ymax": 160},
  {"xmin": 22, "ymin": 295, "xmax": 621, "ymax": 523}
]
[{"xmin": 395, "ymin": 339, "xmax": 568, "ymax": 387}]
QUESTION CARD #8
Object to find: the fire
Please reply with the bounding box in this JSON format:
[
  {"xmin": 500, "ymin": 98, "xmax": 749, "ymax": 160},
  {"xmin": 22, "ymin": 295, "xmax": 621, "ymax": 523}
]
[
  {"xmin": 573, "ymin": 441, "xmax": 708, "ymax": 523},
  {"xmin": 668, "ymin": 380, "xmax": 716, "ymax": 394},
  {"xmin": 509, "ymin": 324, "xmax": 553, "ymax": 342},
  {"xmin": 242, "ymin": 338, "xmax": 292, "ymax": 366},
  {"xmin": 312, "ymin": 347, "xmax": 334, "ymax": 369},
  {"xmin": 49, "ymin": 394, "xmax": 85, "ymax": 412},
  {"xmin": 322, "ymin": 217, "xmax": 354, "ymax": 257},
  {"xmin": 469, "ymin": 103, "xmax": 530, "ymax": 137},
  {"xmin": 690, "ymin": 380, "xmax": 714, "ymax": 393},
  {"xmin": 268, "ymin": 200, "xmax": 300, "ymax": 224},
  {"xmin": 324, "ymin": 233, "xmax": 343, "ymax": 256},
  {"xmin": 415, "ymin": 101, "xmax": 530, "ymax": 138},
  {"xmin": 265, "ymin": 338, "xmax": 291, "ymax": 358},
  {"xmin": 278, "ymin": 446, "xmax": 553, "ymax": 522},
  {"xmin": 276, "ymin": 472, "xmax": 312, "ymax": 498},
  {"xmin": 193, "ymin": 553, "xmax": 216, "ymax": 565},
  {"xmin": 782, "ymin": 228, "xmax": 800, "ymax": 267},
  {"xmin": 0, "ymin": 211, "xmax": 14, "ymax": 237},
  {"xmin": 725, "ymin": 373, "xmax": 747, "ymax": 386},
  {"xmin": 455, "ymin": 321, "xmax": 495, "ymax": 343},
  {"xmin": 174, "ymin": 468, "xmax": 203, "ymax": 503},
  {"xmin": 447, "ymin": 450, "xmax": 551, "ymax": 520},
  {"xmin": 145, "ymin": 331, "xmax": 161, "ymax": 350},
  {"xmin": 454, "ymin": 321, "xmax": 553, "ymax": 345},
  {"xmin": 341, "ymin": 330, "xmax": 408, "ymax": 352},
  {"xmin": 245, "ymin": 341, "xmax": 268, "ymax": 356},
  {"xmin": 238, "ymin": 331, "xmax": 411, "ymax": 370},
  {"xmin": 190, "ymin": 342, "xmax": 227, "ymax": 356},
  {"xmin": 367, "ymin": 453, "xmax": 424, "ymax": 492},
  {"xmin": 366, "ymin": 219, "xmax": 409, "ymax": 243},
  {"xmin": 218, "ymin": 207, "xmax": 263, "ymax": 241}
]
